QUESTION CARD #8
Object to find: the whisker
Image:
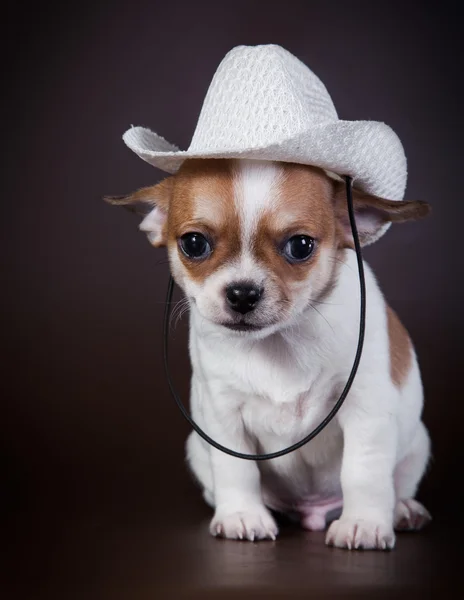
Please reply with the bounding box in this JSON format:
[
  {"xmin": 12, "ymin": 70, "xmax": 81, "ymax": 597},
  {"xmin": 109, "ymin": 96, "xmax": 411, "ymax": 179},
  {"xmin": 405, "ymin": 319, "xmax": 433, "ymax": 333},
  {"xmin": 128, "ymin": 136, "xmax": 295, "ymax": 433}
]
[
  {"xmin": 328, "ymin": 256, "xmax": 355, "ymax": 274},
  {"xmin": 307, "ymin": 303, "xmax": 335, "ymax": 334},
  {"xmin": 170, "ymin": 297, "xmax": 190, "ymax": 328},
  {"xmin": 307, "ymin": 298, "xmax": 340, "ymax": 306},
  {"xmin": 176, "ymin": 302, "xmax": 191, "ymax": 327}
]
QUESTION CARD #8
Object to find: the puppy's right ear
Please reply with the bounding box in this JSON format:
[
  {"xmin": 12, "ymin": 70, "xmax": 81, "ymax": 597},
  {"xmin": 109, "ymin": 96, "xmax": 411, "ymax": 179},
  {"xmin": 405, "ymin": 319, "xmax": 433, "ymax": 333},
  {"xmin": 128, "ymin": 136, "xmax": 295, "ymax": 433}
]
[{"xmin": 104, "ymin": 177, "xmax": 173, "ymax": 247}]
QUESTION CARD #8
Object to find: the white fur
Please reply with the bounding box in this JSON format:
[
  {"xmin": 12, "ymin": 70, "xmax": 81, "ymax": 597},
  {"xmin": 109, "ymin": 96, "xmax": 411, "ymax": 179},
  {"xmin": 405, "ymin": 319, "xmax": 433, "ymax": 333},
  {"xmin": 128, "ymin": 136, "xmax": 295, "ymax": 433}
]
[
  {"xmin": 167, "ymin": 161, "xmax": 430, "ymax": 549},
  {"xmin": 235, "ymin": 159, "xmax": 281, "ymax": 249},
  {"xmin": 139, "ymin": 206, "xmax": 166, "ymax": 246}
]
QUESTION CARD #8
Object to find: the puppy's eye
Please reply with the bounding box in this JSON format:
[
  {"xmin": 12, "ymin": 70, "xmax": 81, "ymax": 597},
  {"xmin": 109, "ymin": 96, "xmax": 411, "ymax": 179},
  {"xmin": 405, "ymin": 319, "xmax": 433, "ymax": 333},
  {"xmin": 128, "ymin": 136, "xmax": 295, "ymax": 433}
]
[
  {"xmin": 283, "ymin": 235, "xmax": 315, "ymax": 262},
  {"xmin": 179, "ymin": 232, "xmax": 212, "ymax": 259}
]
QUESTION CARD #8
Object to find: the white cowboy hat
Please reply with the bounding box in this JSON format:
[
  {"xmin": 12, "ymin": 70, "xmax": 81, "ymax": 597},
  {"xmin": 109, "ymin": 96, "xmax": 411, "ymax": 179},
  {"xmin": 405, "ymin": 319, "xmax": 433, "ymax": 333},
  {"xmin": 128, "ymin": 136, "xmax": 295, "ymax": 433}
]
[{"xmin": 123, "ymin": 44, "xmax": 407, "ymax": 201}]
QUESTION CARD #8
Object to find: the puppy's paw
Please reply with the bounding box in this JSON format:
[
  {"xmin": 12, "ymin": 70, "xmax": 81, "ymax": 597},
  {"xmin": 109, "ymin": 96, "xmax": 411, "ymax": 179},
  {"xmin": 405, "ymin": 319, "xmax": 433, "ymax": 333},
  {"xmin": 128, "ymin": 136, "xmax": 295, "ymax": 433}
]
[
  {"xmin": 326, "ymin": 517, "xmax": 395, "ymax": 550},
  {"xmin": 210, "ymin": 505, "xmax": 278, "ymax": 541},
  {"xmin": 394, "ymin": 499, "xmax": 431, "ymax": 531}
]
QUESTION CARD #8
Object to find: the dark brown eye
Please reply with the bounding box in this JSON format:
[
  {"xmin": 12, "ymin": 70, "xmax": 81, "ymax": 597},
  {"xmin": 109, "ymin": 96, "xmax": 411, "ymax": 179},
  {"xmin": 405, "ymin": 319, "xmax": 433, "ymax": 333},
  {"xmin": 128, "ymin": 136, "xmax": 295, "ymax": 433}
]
[
  {"xmin": 283, "ymin": 235, "xmax": 315, "ymax": 262},
  {"xmin": 179, "ymin": 232, "xmax": 212, "ymax": 259}
]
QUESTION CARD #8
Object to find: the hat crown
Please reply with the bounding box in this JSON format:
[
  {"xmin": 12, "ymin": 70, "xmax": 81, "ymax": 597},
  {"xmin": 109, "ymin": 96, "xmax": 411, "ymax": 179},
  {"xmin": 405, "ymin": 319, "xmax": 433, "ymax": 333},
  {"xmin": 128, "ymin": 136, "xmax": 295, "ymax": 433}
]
[
  {"xmin": 123, "ymin": 43, "xmax": 407, "ymax": 205},
  {"xmin": 189, "ymin": 45, "xmax": 338, "ymax": 153}
]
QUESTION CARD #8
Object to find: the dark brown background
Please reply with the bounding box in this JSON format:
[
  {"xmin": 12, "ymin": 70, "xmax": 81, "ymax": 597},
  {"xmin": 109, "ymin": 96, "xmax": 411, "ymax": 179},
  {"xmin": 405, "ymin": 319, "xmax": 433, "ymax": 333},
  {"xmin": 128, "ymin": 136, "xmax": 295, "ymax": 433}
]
[{"xmin": 3, "ymin": 1, "xmax": 463, "ymax": 598}]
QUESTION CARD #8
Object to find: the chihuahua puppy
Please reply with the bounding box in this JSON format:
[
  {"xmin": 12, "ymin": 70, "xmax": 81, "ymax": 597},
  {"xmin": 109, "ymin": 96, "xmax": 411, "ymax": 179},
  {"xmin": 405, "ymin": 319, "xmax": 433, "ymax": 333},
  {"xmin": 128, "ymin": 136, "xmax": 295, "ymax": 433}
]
[{"xmin": 107, "ymin": 158, "xmax": 431, "ymax": 550}]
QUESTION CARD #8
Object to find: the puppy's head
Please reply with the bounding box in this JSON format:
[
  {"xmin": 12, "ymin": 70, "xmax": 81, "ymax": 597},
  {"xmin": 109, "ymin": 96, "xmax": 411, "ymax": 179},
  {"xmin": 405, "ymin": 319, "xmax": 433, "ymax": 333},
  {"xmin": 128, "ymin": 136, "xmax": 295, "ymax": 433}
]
[{"xmin": 106, "ymin": 159, "xmax": 429, "ymax": 336}]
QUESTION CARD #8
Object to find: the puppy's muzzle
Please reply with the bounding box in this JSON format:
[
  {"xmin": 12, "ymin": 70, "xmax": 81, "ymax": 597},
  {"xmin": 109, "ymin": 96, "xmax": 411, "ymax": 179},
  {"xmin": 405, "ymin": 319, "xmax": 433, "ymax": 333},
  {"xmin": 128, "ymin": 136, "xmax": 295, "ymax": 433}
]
[{"xmin": 225, "ymin": 283, "xmax": 263, "ymax": 315}]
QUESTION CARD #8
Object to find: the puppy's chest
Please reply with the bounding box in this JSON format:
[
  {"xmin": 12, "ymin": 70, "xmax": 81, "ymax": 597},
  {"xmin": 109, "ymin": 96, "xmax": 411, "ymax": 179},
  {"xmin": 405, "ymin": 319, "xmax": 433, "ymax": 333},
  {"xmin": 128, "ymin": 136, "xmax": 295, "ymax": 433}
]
[
  {"xmin": 228, "ymin": 355, "xmax": 336, "ymax": 440},
  {"xmin": 221, "ymin": 339, "xmax": 322, "ymax": 403},
  {"xmin": 241, "ymin": 393, "xmax": 309, "ymax": 439},
  {"xmin": 239, "ymin": 384, "xmax": 335, "ymax": 441},
  {"xmin": 199, "ymin": 332, "xmax": 339, "ymax": 438}
]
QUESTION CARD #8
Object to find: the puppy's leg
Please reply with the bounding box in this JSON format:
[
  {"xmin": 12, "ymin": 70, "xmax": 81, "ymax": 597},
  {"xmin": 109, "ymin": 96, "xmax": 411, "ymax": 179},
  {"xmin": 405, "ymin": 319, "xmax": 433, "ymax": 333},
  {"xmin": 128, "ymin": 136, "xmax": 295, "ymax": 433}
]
[
  {"xmin": 209, "ymin": 441, "xmax": 279, "ymax": 541},
  {"xmin": 207, "ymin": 423, "xmax": 277, "ymax": 540},
  {"xmin": 190, "ymin": 383, "xmax": 278, "ymax": 541},
  {"xmin": 326, "ymin": 394, "xmax": 398, "ymax": 550},
  {"xmin": 186, "ymin": 431, "xmax": 215, "ymax": 507},
  {"xmin": 394, "ymin": 422, "xmax": 432, "ymax": 531}
]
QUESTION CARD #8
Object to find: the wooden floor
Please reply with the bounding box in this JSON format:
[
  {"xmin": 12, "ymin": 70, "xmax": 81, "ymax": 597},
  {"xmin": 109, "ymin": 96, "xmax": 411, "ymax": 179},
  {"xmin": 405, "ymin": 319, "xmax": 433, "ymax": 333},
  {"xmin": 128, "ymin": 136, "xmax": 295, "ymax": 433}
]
[{"xmin": 4, "ymin": 486, "xmax": 460, "ymax": 599}]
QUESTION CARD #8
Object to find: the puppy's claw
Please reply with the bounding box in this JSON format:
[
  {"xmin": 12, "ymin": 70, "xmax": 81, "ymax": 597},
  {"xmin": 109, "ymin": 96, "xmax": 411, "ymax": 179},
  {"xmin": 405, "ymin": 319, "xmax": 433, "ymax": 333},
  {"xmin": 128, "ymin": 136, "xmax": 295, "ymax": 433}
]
[
  {"xmin": 210, "ymin": 507, "xmax": 278, "ymax": 542},
  {"xmin": 394, "ymin": 499, "xmax": 431, "ymax": 532},
  {"xmin": 326, "ymin": 518, "xmax": 395, "ymax": 551}
]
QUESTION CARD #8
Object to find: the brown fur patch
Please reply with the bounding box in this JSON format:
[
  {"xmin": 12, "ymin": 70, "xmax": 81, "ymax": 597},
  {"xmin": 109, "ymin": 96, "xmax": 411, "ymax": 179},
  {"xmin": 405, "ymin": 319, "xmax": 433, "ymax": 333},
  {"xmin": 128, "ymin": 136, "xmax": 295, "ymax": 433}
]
[
  {"xmin": 386, "ymin": 305, "xmax": 412, "ymax": 387},
  {"xmin": 252, "ymin": 164, "xmax": 337, "ymax": 303},
  {"xmin": 167, "ymin": 159, "xmax": 241, "ymax": 282}
]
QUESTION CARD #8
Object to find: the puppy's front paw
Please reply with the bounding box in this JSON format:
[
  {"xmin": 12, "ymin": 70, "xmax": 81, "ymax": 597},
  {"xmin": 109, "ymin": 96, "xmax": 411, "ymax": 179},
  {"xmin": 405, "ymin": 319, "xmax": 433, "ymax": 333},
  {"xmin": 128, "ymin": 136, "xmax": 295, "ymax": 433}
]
[
  {"xmin": 210, "ymin": 505, "xmax": 278, "ymax": 541},
  {"xmin": 326, "ymin": 517, "xmax": 395, "ymax": 550},
  {"xmin": 394, "ymin": 499, "xmax": 431, "ymax": 531}
]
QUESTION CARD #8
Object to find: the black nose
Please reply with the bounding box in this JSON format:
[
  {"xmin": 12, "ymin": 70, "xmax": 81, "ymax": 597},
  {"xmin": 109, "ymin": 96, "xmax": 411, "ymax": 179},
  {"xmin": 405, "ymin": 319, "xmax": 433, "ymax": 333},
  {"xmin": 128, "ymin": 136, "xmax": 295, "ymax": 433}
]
[{"xmin": 226, "ymin": 283, "xmax": 263, "ymax": 314}]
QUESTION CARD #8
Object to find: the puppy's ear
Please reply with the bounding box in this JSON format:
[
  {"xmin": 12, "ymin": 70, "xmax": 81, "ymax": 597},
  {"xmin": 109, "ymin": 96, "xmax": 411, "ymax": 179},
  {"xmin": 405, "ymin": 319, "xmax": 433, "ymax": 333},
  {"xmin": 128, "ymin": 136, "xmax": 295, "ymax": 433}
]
[
  {"xmin": 104, "ymin": 177, "xmax": 173, "ymax": 247},
  {"xmin": 333, "ymin": 182, "xmax": 431, "ymax": 248}
]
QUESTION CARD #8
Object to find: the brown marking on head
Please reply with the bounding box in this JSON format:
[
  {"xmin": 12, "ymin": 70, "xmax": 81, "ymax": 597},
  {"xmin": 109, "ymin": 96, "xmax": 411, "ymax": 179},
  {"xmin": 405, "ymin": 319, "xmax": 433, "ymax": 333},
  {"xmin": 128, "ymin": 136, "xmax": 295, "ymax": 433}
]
[
  {"xmin": 386, "ymin": 305, "xmax": 412, "ymax": 387},
  {"xmin": 252, "ymin": 163, "xmax": 339, "ymax": 302},
  {"xmin": 105, "ymin": 161, "xmax": 431, "ymax": 332},
  {"xmin": 166, "ymin": 159, "xmax": 241, "ymax": 282}
]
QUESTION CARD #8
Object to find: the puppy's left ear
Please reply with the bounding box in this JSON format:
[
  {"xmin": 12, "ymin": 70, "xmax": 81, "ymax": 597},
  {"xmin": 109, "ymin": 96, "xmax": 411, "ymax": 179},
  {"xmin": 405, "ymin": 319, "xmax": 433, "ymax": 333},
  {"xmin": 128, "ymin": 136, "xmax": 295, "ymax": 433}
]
[
  {"xmin": 104, "ymin": 177, "xmax": 173, "ymax": 247},
  {"xmin": 333, "ymin": 182, "xmax": 431, "ymax": 248}
]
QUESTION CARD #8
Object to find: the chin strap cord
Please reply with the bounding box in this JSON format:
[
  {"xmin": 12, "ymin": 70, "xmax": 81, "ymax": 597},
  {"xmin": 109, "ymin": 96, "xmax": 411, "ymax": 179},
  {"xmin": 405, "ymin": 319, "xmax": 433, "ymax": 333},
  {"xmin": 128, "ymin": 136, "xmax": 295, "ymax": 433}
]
[{"xmin": 163, "ymin": 175, "xmax": 366, "ymax": 460}]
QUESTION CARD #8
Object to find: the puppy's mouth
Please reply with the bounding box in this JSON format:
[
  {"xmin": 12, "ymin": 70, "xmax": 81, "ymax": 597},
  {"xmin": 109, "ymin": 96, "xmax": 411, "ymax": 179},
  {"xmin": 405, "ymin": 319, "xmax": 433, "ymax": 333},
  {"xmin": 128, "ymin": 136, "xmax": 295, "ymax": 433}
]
[{"xmin": 221, "ymin": 321, "xmax": 264, "ymax": 332}]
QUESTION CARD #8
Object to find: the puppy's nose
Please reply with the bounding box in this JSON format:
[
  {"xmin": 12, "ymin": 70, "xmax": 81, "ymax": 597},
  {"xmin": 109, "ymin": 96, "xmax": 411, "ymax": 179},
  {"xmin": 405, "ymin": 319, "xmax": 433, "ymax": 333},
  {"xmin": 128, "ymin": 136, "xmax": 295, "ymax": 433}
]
[{"xmin": 226, "ymin": 283, "xmax": 263, "ymax": 314}]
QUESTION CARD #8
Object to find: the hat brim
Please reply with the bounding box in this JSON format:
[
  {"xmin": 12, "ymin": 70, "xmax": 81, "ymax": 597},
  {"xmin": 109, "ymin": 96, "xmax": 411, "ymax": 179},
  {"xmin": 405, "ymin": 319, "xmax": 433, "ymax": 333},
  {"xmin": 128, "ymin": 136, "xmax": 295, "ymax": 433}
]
[{"xmin": 123, "ymin": 120, "xmax": 407, "ymax": 200}]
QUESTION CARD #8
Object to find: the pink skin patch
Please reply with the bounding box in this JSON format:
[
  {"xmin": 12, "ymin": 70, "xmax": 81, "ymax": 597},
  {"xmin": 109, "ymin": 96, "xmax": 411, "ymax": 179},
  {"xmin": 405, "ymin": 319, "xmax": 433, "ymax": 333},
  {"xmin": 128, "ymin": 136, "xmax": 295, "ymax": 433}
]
[{"xmin": 298, "ymin": 496, "xmax": 343, "ymax": 531}]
